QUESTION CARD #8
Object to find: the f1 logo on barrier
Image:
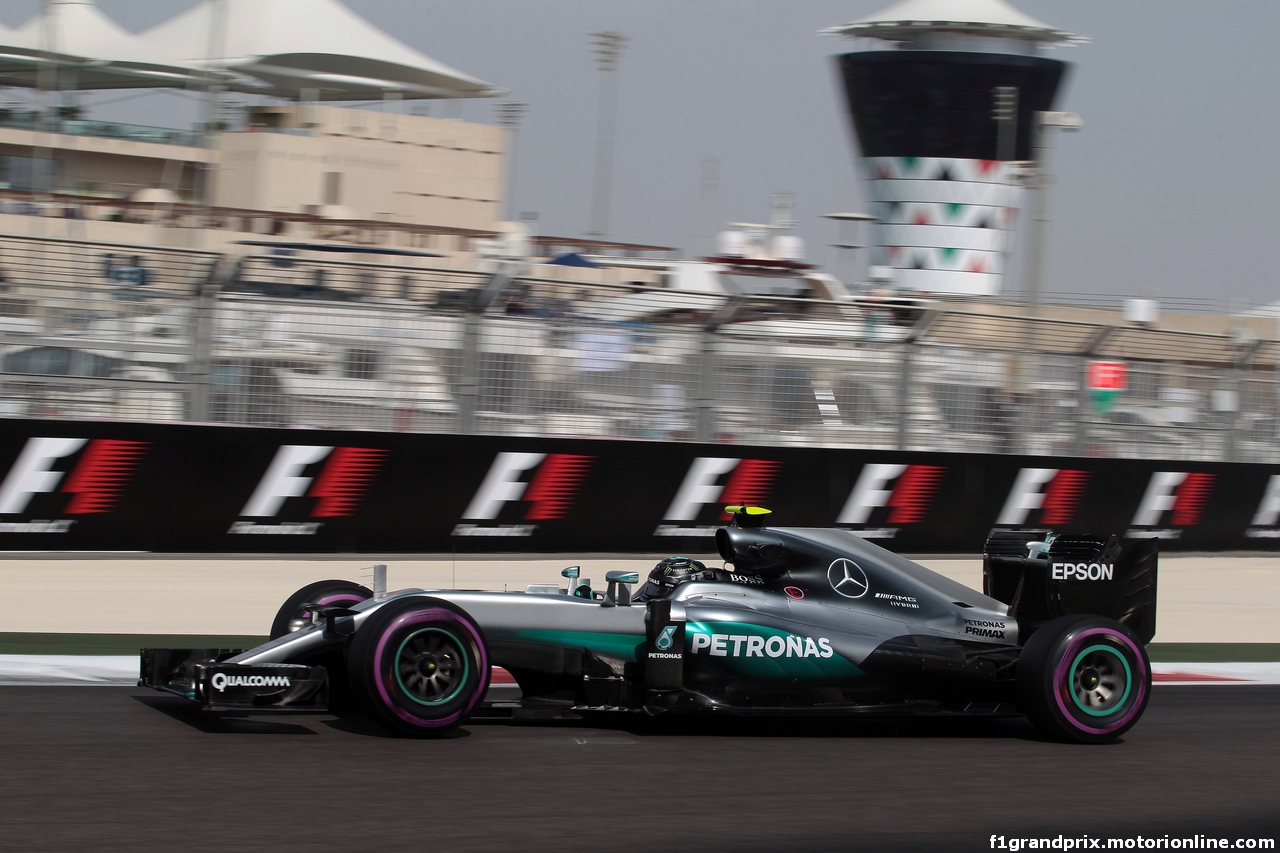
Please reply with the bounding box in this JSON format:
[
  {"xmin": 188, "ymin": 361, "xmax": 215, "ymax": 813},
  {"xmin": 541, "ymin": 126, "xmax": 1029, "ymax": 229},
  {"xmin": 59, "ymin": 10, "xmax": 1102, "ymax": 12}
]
[
  {"xmin": 453, "ymin": 452, "xmax": 594, "ymax": 537},
  {"xmin": 233, "ymin": 445, "xmax": 386, "ymax": 535},
  {"xmin": 655, "ymin": 457, "xmax": 781, "ymax": 537},
  {"xmin": 1126, "ymin": 471, "xmax": 1215, "ymax": 539},
  {"xmin": 996, "ymin": 468, "xmax": 1090, "ymax": 527},
  {"xmin": 1246, "ymin": 475, "xmax": 1280, "ymax": 540},
  {"xmin": 837, "ymin": 463, "xmax": 945, "ymax": 537},
  {"xmin": 0, "ymin": 437, "xmax": 149, "ymax": 532}
]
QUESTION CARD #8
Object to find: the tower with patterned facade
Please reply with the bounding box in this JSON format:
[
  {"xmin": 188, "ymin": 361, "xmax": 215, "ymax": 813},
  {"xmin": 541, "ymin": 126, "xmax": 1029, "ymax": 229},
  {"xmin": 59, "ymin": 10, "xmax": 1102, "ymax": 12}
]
[{"xmin": 824, "ymin": 0, "xmax": 1083, "ymax": 295}]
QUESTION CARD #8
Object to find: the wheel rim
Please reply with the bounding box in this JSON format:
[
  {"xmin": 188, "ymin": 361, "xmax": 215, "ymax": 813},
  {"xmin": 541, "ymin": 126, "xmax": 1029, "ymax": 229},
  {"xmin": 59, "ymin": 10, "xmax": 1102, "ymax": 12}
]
[
  {"xmin": 394, "ymin": 628, "xmax": 470, "ymax": 707},
  {"xmin": 1067, "ymin": 644, "xmax": 1132, "ymax": 717}
]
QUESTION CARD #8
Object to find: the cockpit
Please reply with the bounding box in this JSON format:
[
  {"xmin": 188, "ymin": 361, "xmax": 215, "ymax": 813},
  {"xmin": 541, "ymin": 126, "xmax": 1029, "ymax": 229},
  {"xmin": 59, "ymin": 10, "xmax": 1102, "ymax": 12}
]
[{"xmin": 633, "ymin": 556, "xmax": 713, "ymax": 602}]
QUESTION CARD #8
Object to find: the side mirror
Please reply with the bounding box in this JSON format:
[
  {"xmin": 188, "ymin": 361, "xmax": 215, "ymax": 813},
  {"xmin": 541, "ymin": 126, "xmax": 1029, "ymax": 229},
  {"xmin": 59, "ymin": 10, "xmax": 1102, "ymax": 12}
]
[
  {"xmin": 603, "ymin": 570, "xmax": 639, "ymax": 607},
  {"xmin": 561, "ymin": 566, "xmax": 584, "ymax": 596}
]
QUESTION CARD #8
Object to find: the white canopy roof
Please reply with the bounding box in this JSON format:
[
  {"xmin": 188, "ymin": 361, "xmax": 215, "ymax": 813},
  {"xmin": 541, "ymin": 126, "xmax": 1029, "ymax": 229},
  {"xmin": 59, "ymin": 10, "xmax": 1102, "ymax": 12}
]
[
  {"xmin": 0, "ymin": 0, "xmax": 501, "ymax": 99},
  {"xmin": 140, "ymin": 0, "xmax": 503, "ymax": 100},
  {"xmin": 0, "ymin": 1, "xmax": 207, "ymax": 90},
  {"xmin": 822, "ymin": 0, "xmax": 1085, "ymax": 46},
  {"xmin": 14, "ymin": 0, "xmax": 149, "ymax": 60}
]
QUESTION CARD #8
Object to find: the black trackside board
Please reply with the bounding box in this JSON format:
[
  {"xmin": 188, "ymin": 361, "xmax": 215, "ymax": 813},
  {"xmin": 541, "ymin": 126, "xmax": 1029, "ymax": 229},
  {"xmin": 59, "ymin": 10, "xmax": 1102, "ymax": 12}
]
[{"xmin": 0, "ymin": 418, "xmax": 1273, "ymax": 552}]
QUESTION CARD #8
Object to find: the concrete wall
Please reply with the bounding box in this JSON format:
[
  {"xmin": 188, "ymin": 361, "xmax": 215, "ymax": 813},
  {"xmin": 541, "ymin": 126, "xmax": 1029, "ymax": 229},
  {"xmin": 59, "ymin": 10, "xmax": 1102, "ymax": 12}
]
[
  {"xmin": 212, "ymin": 105, "xmax": 505, "ymax": 231},
  {"xmin": 0, "ymin": 554, "xmax": 1273, "ymax": 643},
  {"xmin": 3, "ymin": 105, "xmax": 506, "ymax": 233}
]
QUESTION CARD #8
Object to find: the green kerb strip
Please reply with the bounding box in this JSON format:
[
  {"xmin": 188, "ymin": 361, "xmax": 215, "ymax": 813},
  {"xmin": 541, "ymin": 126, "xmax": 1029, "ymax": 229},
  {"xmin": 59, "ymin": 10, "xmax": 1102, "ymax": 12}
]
[{"xmin": 1146, "ymin": 644, "xmax": 1280, "ymax": 663}]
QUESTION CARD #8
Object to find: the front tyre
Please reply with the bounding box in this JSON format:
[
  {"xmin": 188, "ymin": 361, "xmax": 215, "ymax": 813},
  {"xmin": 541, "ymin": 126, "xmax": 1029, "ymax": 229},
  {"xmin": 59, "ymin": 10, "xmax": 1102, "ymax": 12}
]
[
  {"xmin": 348, "ymin": 597, "xmax": 490, "ymax": 737},
  {"xmin": 1016, "ymin": 615, "xmax": 1151, "ymax": 744},
  {"xmin": 269, "ymin": 580, "xmax": 372, "ymax": 640}
]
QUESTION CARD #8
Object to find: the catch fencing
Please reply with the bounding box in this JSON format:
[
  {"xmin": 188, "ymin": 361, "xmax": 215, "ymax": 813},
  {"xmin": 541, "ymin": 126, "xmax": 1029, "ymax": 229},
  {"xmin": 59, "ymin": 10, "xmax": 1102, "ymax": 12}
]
[{"xmin": 1, "ymin": 231, "xmax": 1278, "ymax": 464}]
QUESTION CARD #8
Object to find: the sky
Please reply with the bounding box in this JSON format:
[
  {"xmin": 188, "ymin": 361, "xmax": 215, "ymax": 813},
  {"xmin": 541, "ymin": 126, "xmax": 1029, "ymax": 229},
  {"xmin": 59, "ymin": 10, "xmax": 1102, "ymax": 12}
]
[{"xmin": 2, "ymin": 0, "xmax": 1280, "ymax": 308}]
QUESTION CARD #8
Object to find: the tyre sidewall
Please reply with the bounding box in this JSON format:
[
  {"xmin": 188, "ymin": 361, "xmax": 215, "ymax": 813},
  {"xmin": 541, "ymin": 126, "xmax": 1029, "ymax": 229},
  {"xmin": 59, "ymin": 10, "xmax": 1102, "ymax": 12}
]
[
  {"xmin": 269, "ymin": 580, "xmax": 372, "ymax": 640},
  {"xmin": 350, "ymin": 597, "xmax": 490, "ymax": 736},
  {"xmin": 1018, "ymin": 615, "xmax": 1151, "ymax": 744}
]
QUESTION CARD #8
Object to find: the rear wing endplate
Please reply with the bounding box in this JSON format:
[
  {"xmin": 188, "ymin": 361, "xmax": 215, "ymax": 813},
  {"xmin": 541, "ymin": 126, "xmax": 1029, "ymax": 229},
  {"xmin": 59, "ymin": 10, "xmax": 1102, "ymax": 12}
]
[{"xmin": 982, "ymin": 531, "xmax": 1158, "ymax": 645}]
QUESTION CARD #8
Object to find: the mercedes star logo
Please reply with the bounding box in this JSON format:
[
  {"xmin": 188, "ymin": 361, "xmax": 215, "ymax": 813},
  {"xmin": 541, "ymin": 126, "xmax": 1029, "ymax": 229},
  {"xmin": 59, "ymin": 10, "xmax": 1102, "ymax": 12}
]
[{"xmin": 827, "ymin": 558, "xmax": 869, "ymax": 599}]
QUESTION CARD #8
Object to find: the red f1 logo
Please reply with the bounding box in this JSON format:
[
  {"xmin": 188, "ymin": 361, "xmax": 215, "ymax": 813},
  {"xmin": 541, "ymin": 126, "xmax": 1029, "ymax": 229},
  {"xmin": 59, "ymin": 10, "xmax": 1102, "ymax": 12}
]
[
  {"xmin": 664, "ymin": 457, "xmax": 781, "ymax": 521},
  {"xmin": 838, "ymin": 463, "xmax": 944, "ymax": 525},
  {"xmin": 1131, "ymin": 471, "xmax": 1214, "ymax": 528},
  {"xmin": 241, "ymin": 445, "xmax": 386, "ymax": 518},
  {"xmin": 997, "ymin": 468, "xmax": 1090, "ymax": 527},
  {"xmin": 0, "ymin": 437, "xmax": 148, "ymax": 515},
  {"xmin": 463, "ymin": 452, "xmax": 593, "ymax": 521}
]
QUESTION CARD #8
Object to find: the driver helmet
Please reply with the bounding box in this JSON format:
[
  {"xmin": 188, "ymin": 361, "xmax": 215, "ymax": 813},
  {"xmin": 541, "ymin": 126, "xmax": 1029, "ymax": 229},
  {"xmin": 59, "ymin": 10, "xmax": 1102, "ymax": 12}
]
[{"xmin": 639, "ymin": 555, "xmax": 708, "ymax": 600}]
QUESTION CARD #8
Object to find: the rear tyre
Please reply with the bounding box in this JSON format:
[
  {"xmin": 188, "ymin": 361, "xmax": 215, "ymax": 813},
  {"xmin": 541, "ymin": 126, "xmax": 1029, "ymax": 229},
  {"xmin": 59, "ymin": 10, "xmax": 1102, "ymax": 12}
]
[
  {"xmin": 348, "ymin": 597, "xmax": 490, "ymax": 737},
  {"xmin": 1016, "ymin": 615, "xmax": 1151, "ymax": 744},
  {"xmin": 269, "ymin": 580, "xmax": 372, "ymax": 640}
]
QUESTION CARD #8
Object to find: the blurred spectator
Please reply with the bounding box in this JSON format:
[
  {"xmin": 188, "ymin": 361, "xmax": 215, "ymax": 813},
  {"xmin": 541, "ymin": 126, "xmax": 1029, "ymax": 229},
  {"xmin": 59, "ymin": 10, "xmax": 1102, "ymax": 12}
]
[
  {"xmin": 504, "ymin": 292, "xmax": 532, "ymax": 315},
  {"xmin": 993, "ymin": 392, "xmax": 1018, "ymax": 453},
  {"xmin": 300, "ymin": 267, "xmax": 326, "ymax": 298},
  {"xmin": 110, "ymin": 255, "xmax": 151, "ymax": 300}
]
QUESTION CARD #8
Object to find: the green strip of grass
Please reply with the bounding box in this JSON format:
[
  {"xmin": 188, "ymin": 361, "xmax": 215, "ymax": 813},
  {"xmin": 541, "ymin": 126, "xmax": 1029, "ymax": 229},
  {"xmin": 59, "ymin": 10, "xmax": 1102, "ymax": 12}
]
[
  {"xmin": 1146, "ymin": 643, "xmax": 1280, "ymax": 663},
  {"xmin": 0, "ymin": 633, "xmax": 269, "ymax": 656},
  {"xmin": 2, "ymin": 634, "xmax": 1279, "ymax": 662}
]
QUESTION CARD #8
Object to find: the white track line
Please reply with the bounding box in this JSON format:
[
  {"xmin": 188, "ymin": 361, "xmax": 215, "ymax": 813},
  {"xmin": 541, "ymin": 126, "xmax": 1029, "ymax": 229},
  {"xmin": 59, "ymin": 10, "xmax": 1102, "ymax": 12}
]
[
  {"xmin": 3, "ymin": 656, "xmax": 1280, "ymax": 687},
  {"xmin": 1152, "ymin": 662, "xmax": 1280, "ymax": 685},
  {"xmin": 0, "ymin": 655, "xmax": 137, "ymax": 685}
]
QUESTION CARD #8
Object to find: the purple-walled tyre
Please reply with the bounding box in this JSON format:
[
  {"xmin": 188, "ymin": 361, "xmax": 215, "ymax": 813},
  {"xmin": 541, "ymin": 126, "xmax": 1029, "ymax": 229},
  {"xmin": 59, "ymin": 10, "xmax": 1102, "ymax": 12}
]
[
  {"xmin": 348, "ymin": 597, "xmax": 490, "ymax": 738},
  {"xmin": 269, "ymin": 580, "xmax": 373, "ymax": 640},
  {"xmin": 1016, "ymin": 615, "xmax": 1151, "ymax": 744}
]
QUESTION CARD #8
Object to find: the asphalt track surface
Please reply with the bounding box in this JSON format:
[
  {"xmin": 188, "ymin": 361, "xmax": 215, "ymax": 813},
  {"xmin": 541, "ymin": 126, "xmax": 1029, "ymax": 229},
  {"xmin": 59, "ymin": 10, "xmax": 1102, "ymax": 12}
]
[{"xmin": 0, "ymin": 687, "xmax": 1275, "ymax": 852}]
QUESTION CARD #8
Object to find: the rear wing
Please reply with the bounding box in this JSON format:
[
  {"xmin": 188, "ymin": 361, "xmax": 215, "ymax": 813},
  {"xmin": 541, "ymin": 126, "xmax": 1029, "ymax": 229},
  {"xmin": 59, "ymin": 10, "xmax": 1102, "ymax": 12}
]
[{"xmin": 982, "ymin": 531, "xmax": 1158, "ymax": 645}]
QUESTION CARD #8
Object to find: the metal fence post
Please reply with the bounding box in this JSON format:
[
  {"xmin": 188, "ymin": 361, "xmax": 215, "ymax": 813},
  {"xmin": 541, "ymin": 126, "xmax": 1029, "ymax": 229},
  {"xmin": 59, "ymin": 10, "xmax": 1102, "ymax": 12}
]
[
  {"xmin": 1224, "ymin": 365, "xmax": 1240, "ymax": 464},
  {"xmin": 694, "ymin": 330, "xmax": 718, "ymax": 443},
  {"xmin": 692, "ymin": 294, "xmax": 742, "ymax": 443},
  {"xmin": 457, "ymin": 260, "xmax": 520, "ymax": 435},
  {"xmin": 457, "ymin": 312, "xmax": 481, "ymax": 434},
  {"xmin": 1074, "ymin": 326, "xmax": 1114, "ymax": 458},
  {"xmin": 1072, "ymin": 354, "xmax": 1089, "ymax": 457},
  {"xmin": 895, "ymin": 309, "xmax": 939, "ymax": 452},
  {"xmin": 896, "ymin": 338, "xmax": 914, "ymax": 452},
  {"xmin": 186, "ymin": 257, "xmax": 227, "ymax": 423},
  {"xmin": 1226, "ymin": 339, "xmax": 1264, "ymax": 463}
]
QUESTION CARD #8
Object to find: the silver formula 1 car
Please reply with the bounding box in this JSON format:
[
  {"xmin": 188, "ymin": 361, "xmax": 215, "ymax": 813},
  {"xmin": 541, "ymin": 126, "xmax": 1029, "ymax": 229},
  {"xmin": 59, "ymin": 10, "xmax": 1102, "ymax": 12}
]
[{"xmin": 140, "ymin": 507, "xmax": 1158, "ymax": 744}]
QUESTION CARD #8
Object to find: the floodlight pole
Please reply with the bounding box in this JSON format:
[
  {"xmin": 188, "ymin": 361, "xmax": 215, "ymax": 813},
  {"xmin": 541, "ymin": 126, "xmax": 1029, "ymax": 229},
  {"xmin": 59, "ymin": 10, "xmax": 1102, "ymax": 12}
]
[
  {"xmin": 28, "ymin": 0, "xmax": 57, "ymax": 236},
  {"xmin": 587, "ymin": 31, "xmax": 627, "ymax": 242},
  {"xmin": 191, "ymin": 0, "xmax": 229, "ymax": 246},
  {"xmin": 1023, "ymin": 111, "xmax": 1082, "ymax": 321},
  {"xmin": 1016, "ymin": 109, "xmax": 1082, "ymax": 453},
  {"xmin": 496, "ymin": 101, "xmax": 528, "ymax": 221}
]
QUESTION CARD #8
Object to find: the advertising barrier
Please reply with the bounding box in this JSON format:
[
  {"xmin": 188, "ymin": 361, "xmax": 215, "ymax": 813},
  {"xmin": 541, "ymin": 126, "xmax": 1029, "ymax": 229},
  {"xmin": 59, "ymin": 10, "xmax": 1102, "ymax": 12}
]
[{"xmin": 0, "ymin": 418, "xmax": 1277, "ymax": 553}]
